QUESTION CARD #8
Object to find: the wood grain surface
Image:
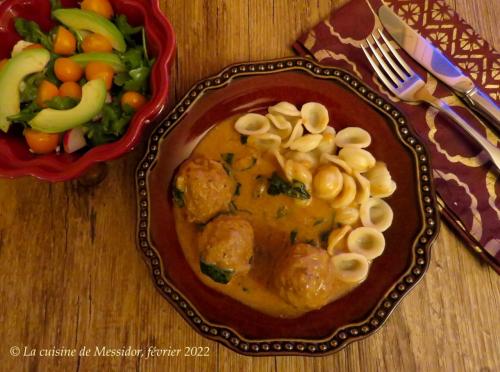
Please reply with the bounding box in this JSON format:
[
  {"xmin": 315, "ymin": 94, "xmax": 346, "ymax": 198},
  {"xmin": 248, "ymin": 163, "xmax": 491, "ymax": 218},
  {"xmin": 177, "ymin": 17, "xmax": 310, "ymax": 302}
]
[{"xmin": 1, "ymin": 0, "xmax": 499, "ymax": 371}]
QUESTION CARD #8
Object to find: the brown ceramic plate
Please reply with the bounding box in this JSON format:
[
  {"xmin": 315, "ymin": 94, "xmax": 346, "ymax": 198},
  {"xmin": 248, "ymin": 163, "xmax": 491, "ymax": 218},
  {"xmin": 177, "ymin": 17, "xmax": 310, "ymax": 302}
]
[{"xmin": 135, "ymin": 58, "xmax": 440, "ymax": 356}]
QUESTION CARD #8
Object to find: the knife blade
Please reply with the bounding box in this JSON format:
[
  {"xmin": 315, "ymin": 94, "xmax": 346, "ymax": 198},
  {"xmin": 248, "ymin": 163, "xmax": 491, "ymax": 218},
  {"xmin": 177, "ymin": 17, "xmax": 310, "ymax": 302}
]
[{"xmin": 378, "ymin": 5, "xmax": 500, "ymax": 129}]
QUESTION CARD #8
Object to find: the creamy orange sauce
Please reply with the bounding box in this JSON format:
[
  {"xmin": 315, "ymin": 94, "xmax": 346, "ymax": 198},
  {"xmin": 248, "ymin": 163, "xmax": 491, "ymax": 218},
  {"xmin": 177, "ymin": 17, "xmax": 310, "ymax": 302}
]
[{"xmin": 173, "ymin": 116, "xmax": 359, "ymax": 318}]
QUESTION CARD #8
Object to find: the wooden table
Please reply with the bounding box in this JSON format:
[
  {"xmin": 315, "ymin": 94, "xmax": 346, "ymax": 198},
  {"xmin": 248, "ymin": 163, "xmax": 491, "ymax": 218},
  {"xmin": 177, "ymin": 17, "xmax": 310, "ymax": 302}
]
[{"xmin": 1, "ymin": 1, "xmax": 499, "ymax": 371}]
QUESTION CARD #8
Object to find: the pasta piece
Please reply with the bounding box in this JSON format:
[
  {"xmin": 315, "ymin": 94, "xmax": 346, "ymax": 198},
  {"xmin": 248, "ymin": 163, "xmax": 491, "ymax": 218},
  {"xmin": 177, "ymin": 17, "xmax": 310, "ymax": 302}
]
[
  {"xmin": 234, "ymin": 113, "xmax": 270, "ymax": 135},
  {"xmin": 360, "ymin": 197, "xmax": 394, "ymax": 232},
  {"xmin": 335, "ymin": 127, "xmax": 372, "ymax": 148},
  {"xmin": 248, "ymin": 133, "xmax": 281, "ymax": 151},
  {"xmin": 316, "ymin": 126, "xmax": 336, "ymax": 154},
  {"xmin": 353, "ymin": 172, "xmax": 370, "ymax": 205},
  {"xmin": 347, "ymin": 226, "xmax": 385, "ymax": 259},
  {"xmin": 338, "ymin": 147, "xmax": 376, "ymax": 173},
  {"xmin": 284, "ymin": 160, "xmax": 313, "ymax": 189},
  {"xmin": 364, "ymin": 162, "xmax": 397, "ymax": 198},
  {"xmin": 266, "ymin": 113, "xmax": 293, "ymax": 139},
  {"xmin": 272, "ymin": 149, "xmax": 286, "ymax": 172},
  {"xmin": 268, "ymin": 101, "xmax": 301, "ymax": 117},
  {"xmin": 332, "ymin": 253, "xmax": 369, "ymax": 282},
  {"xmin": 320, "ymin": 153, "xmax": 353, "ymax": 174},
  {"xmin": 282, "ymin": 121, "xmax": 304, "ymax": 148},
  {"xmin": 327, "ymin": 225, "xmax": 351, "ymax": 255},
  {"xmin": 285, "ymin": 151, "xmax": 319, "ymax": 169},
  {"xmin": 289, "ymin": 134, "xmax": 323, "ymax": 152},
  {"xmin": 334, "ymin": 207, "xmax": 360, "ymax": 225},
  {"xmin": 330, "ymin": 173, "xmax": 357, "ymax": 209},
  {"xmin": 313, "ymin": 165, "xmax": 343, "ymax": 200},
  {"xmin": 301, "ymin": 102, "xmax": 329, "ymax": 133}
]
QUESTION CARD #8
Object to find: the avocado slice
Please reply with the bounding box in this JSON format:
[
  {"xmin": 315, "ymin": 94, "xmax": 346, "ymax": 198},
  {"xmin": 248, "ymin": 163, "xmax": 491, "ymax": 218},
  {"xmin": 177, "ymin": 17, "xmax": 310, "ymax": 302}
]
[
  {"xmin": 70, "ymin": 52, "xmax": 126, "ymax": 72},
  {"xmin": 53, "ymin": 9, "xmax": 126, "ymax": 52},
  {"xmin": 0, "ymin": 48, "xmax": 50, "ymax": 132},
  {"xmin": 29, "ymin": 79, "xmax": 107, "ymax": 133}
]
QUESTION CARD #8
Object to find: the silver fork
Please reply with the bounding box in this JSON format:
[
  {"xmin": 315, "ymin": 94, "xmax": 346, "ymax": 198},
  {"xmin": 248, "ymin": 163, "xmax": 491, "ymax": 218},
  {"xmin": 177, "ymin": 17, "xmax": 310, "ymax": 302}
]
[{"xmin": 362, "ymin": 29, "xmax": 500, "ymax": 169}]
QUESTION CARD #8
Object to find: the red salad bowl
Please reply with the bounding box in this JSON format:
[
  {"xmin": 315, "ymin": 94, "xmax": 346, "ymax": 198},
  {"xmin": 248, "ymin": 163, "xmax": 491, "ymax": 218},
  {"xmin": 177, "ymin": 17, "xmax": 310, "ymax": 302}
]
[{"xmin": 0, "ymin": 0, "xmax": 175, "ymax": 181}]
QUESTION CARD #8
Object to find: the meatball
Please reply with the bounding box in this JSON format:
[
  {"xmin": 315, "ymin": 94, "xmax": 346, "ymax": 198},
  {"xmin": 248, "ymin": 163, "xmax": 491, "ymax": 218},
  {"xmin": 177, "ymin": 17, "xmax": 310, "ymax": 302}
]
[
  {"xmin": 199, "ymin": 215, "xmax": 254, "ymax": 279},
  {"xmin": 175, "ymin": 156, "xmax": 234, "ymax": 223},
  {"xmin": 274, "ymin": 243, "xmax": 333, "ymax": 310}
]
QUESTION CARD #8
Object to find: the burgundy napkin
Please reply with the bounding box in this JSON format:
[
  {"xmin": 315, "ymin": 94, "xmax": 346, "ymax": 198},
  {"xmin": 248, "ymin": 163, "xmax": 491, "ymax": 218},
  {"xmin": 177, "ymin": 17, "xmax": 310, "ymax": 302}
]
[{"xmin": 294, "ymin": 0, "xmax": 500, "ymax": 273}]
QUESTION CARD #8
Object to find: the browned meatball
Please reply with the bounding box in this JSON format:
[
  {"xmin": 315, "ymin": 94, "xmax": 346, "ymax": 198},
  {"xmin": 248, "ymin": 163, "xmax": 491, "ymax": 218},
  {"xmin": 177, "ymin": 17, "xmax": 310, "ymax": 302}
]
[
  {"xmin": 199, "ymin": 215, "xmax": 254, "ymax": 280},
  {"xmin": 274, "ymin": 243, "xmax": 333, "ymax": 310},
  {"xmin": 175, "ymin": 156, "xmax": 234, "ymax": 223}
]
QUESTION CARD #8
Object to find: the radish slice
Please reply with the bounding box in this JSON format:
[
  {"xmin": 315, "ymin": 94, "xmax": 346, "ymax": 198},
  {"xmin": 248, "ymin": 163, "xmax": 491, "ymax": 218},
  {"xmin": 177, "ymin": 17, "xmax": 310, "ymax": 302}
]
[{"xmin": 63, "ymin": 127, "xmax": 87, "ymax": 154}]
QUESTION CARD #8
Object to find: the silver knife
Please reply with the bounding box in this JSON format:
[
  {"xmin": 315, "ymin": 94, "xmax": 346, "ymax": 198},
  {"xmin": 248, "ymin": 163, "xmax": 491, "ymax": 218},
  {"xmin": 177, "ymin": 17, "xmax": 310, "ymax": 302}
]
[{"xmin": 378, "ymin": 5, "xmax": 500, "ymax": 130}]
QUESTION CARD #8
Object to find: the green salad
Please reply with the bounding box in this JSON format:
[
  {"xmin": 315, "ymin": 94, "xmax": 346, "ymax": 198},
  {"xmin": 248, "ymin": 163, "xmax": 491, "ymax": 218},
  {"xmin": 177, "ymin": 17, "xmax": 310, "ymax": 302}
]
[{"xmin": 0, "ymin": 0, "xmax": 153, "ymax": 154}]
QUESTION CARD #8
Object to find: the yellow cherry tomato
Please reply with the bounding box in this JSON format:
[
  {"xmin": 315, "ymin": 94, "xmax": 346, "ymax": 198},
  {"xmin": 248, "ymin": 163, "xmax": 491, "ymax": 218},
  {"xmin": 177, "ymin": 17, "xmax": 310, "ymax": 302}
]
[
  {"xmin": 81, "ymin": 0, "xmax": 114, "ymax": 19},
  {"xmin": 36, "ymin": 80, "xmax": 59, "ymax": 108},
  {"xmin": 85, "ymin": 61, "xmax": 114, "ymax": 90},
  {"xmin": 23, "ymin": 43, "xmax": 44, "ymax": 50},
  {"xmin": 54, "ymin": 58, "xmax": 83, "ymax": 82},
  {"xmin": 82, "ymin": 33, "xmax": 113, "ymax": 53},
  {"xmin": 59, "ymin": 81, "xmax": 82, "ymax": 100},
  {"xmin": 53, "ymin": 26, "xmax": 76, "ymax": 55},
  {"xmin": 0, "ymin": 59, "xmax": 8, "ymax": 71},
  {"xmin": 24, "ymin": 129, "xmax": 61, "ymax": 154},
  {"xmin": 121, "ymin": 91, "xmax": 147, "ymax": 111}
]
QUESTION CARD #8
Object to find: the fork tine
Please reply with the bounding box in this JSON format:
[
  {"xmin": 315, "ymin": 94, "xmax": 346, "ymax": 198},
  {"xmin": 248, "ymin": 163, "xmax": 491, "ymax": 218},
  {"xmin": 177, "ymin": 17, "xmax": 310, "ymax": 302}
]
[
  {"xmin": 365, "ymin": 35, "xmax": 400, "ymax": 87},
  {"xmin": 378, "ymin": 29, "xmax": 413, "ymax": 76},
  {"xmin": 371, "ymin": 30, "xmax": 407, "ymax": 80},
  {"xmin": 361, "ymin": 43, "xmax": 399, "ymax": 96}
]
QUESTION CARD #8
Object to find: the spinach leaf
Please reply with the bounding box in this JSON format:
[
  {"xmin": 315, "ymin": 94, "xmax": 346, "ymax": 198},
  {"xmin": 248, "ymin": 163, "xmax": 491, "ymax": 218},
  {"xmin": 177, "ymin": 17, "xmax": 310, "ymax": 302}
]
[
  {"xmin": 290, "ymin": 229, "xmax": 298, "ymax": 244},
  {"xmin": 267, "ymin": 172, "xmax": 310, "ymax": 200},
  {"xmin": 172, "ymin": 187, "xmax": 185, "ymax": 208},
  {"xmin": 20, "ymin": 73, "xmax": 44, "ymax": 102},
  {"xmin": 14, "ymin": 18, "xmax": 52, "ymax": 50},
  {"xmin": 276, "ymin": 205, "xmax": 288, "ymax": 219},
  {"xmin": 200, "ymin": 260, "xmax": 233, "ymax": 284},
  {"xmin": 85, "ymin": 102, "xmax": 133, "ymax": 146},
  {"xmin": 45, "ymin": 96, "xmax": 78, "ymax": 110},
  {"xmin": 234, "ymin": 182, "xmax": 241, "ymax": 196},
  {"xmin": 7, "ymin": 102, "xmax": 41, "ymax": 124},
  {"xmin": 221, "ymin": 153, "xmax": 234, "ymax": 165},
  {"xmin": 121, "ymin": 48, "xmax": 144, "ymax": 70},
  {"xmin": 45, "ymin": 54, "xmax": 60, "ymax": 85},
  {"xmin": 115, "ymin": 15, "xmax": 142, "ymax": 44},
  {"xmin": 240, "ymin": 135, "xmax": 248, "ymax": 144}
]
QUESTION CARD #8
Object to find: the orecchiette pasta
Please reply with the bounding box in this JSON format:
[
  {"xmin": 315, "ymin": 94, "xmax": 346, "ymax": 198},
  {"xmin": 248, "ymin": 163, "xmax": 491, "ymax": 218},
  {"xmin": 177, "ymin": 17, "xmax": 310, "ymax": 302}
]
[
  {"xmin": 353, "ymin": 172, "xmax": 370, "ymax": 205},
  {"xmin": 360, "ymin": 197, "xmax": 394, "ymax": 232},
  {"xmin": 285, "ymin": 151, "xmax": 319, "ymax": 169},
  {"xmin": 338, "ymin": 147, "xmax": 376, "ymax": 173},
  {"xmin": 301, "ymin": 102, "xmax": 329, "ymax": 133},
  {"xmin": 335, "ymin": 127, "xmax": 371, "ymax": 148},
  {"xmin": 316, "ymin": 126, "xmax": 337, "ymax": 154},
  {"xmin": 332, "ymin": 253, "xmax": 369, "ymax": 283},
  {"xmin": 234, "ymin": 113, "xmax": 270, "ymax": 135},
  {"xmin": 284, "ymin": 159, "xmax": 313, "ymax": 189},
  {"xmin": 313, "ymin": 165, "xmax": 343, "ymax": 200},
  {"xmin": 232, "ymin": 101, "xmax": 398, "ymax": 291},
  {"xmin": 347, "ymin": 227, "xmax": 385, "ymax": 259},
  {"xmin": 364, "ymin": 162, "xmax": 397, "ymax": 198},
  {"xmin": 320, "ymin": 153, "xmax": 353, "ymax": 174},
  {"xmin": 330, "ymin": 173, "xmax": 357, "ymax": 209},
  {"xmin": 266, "ymin": 113, "xmax": 293, "ymax": 139},
  {"xmin": 289, "ymin": 134, "xmax": 323, "ymax": 153},
  {"xmin": 268, "ymin": 101, "xmax": 301, "ymax": 117},
  {"xmin": 327, "ymin": 225, "xmax": 351, "ymax": 255},
  {"xmin": 248, "ymin": 133, "xmax": 281, "ymax": 150},
  {"xmin": 282, "ymin": 121, "xmax": 304, "ymax": 148},
  {"xmin": 334, "ymin": 206, "xmax": 360, "ymax": 225}
]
